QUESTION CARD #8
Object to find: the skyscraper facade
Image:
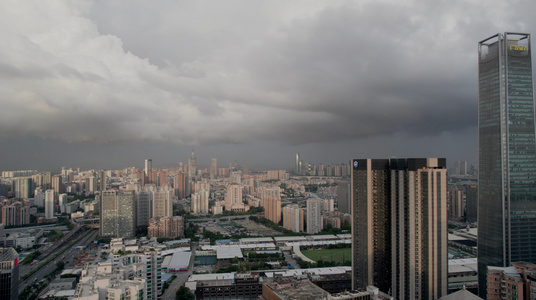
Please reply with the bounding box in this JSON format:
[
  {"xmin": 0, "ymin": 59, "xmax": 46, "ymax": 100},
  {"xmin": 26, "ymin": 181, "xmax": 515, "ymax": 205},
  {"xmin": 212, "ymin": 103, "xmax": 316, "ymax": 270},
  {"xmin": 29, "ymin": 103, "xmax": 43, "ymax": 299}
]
[
  {"xmin": 351, "ymin": 158, "xmax": 447, "ymax": 300},
  {"xmin": 210, "ymin": 158, "xmax": 217, "ymax": 179},
  {"xmin": 174, "ymin": 171, "xmax": 187, "ymax": 199},
  {"xmin": 306, "ymin": 198, "xmax": 322, "ymax": 234},
  {"xmin": 100, "ymin": 190, "xmax": 136, "ymax": 238},
  {"xmin": 296, "ymin": 152, "xmax": 300, "ymax": 174},
  {"xmin": 478, "ymin": 32, "xmax": 536, "ymax": 297},
  {"xmin": 145, "ymin": 159, "xmax": 152, "ymax": 178},
  {"xmin": 0, "ymin": 247, "xmax": 19, "ymax": 300},
  {"xmin": 45, "ymin": 189, "xmax": 55, "ymax": 219},
  {"xmin": 282, "ymin": 204, "xmax": 304, "ymax": 232},
  {"xmin": 188, "ymin": 151, "xmax": 197, "ymax": 178}
]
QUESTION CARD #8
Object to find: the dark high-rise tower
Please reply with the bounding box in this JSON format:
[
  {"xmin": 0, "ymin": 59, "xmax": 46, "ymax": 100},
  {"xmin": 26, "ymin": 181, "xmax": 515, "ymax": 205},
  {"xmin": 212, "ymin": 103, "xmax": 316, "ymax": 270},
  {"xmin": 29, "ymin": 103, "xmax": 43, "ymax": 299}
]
[
  {"xmin": 478, "ymin": 32, "xmax": 536, "ymax": 298},
  {"xmin": 351, "ymin": 158, "xmax": 447, "ymax": 300}
]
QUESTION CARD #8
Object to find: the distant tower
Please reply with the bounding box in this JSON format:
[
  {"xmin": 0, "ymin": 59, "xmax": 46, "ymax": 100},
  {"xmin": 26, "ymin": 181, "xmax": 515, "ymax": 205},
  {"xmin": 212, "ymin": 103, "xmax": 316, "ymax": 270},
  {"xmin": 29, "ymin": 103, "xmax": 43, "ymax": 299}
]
[
  {"xmin": 51, "ymin": 174, "xmax": 63, "ymax": 194},
  {"xmin": 188, "ymin": 150, "xmax": 197, "ymax": 178},
  {"xmin": 296, "ymin": 152, "xmax": 300, "ymax": 174},
  {"xmin": 145, "ymin": 159, "xmax": 152, "ymax": 178},
  {"xmin": 210, "ymin": 158, "xmax": 218, "ymax": 179},
  {"xmin": 45, "ymin": 189, "xmax": 55, "ymax": 219}
]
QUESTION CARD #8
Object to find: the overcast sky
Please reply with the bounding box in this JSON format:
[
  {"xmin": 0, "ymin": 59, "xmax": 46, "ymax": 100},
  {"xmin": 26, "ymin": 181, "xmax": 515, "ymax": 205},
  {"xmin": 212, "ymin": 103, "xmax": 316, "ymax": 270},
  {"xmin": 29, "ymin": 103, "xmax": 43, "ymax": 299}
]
[{"xmin": 0, "ymin": 0, "xmax": 534, "ymax": 172}]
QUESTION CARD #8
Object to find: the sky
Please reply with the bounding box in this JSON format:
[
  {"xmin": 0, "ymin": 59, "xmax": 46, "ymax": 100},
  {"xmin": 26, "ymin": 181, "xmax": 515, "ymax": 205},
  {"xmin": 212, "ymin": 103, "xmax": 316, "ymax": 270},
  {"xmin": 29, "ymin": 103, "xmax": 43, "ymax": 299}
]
[{"xmin": 0, "ymin": 0, "xmax": 535, "ymax": 172}]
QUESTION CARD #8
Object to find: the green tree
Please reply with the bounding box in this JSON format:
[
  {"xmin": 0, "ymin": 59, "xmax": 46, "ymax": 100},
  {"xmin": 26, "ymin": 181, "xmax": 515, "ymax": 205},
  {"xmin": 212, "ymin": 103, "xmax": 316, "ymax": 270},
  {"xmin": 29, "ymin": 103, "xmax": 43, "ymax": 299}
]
[{"xmin": 176, "ymin": 286, "xmax": 194, "ymax": 300}]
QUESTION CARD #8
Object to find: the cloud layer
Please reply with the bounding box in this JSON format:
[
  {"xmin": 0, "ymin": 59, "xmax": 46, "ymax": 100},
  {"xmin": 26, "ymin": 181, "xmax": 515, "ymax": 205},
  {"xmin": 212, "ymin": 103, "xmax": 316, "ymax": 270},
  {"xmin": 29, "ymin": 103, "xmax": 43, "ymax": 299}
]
[{"xmin": 0, "ymin": 0, "xmax": 535, "ymax": 169}]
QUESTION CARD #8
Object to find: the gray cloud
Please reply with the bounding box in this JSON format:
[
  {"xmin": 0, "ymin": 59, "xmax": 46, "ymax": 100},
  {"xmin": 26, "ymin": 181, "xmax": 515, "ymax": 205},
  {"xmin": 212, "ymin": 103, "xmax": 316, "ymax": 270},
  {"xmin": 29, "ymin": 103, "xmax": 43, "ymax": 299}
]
[{"xmin": 0, "ymin": 0, "xmax": 534, "ymax": 169}]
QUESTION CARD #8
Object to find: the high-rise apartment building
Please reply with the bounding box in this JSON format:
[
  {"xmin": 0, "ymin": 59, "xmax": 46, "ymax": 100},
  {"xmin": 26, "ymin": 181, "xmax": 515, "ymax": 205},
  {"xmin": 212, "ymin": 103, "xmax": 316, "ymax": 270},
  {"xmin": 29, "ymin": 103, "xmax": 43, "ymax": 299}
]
[
  {"xmin": 0, "ymin": 247, "xmax": 19, "ymax": 300},
  {"xmin": 265, "ymin": 195, "xmax": 282, "ymax": 224},
  {"xmin": 191, "ymin": 190, "xmax": 209, "ymax": 214},
  {"xmin": 150, "ymin": 185, "xmax": 173, "ymax": 218},
  {"xmin": 448, "ymin": 185, "xmax": 464, "ymax": 221},
  {"xmin": 58, "ymin": 193, "xmax": 67, "ymax": 214},
  {"xmin": 478, "ymin": 32, "xmax": 536, "ymax": 297},
  {"xmin": 306, "ymin": 198, "xmax": 322, "ymax": 234},
  {"xmin": 87, "ymin": 176, "xmax": 97, "ymax": 193},
  {"xmin": 100, "ymin": 190, "xmax": 136, "ymax": 238},
  {"xmin": 174, "ymin": 171, "xmax": 187, "ymax": 199},
  {"xmin": 99, "ymin": 170, "xmax": 106, "ymax": 191},
  {"xmin": 225, "ymin": 183, "xmax": 247, "ymax": 212},
  {"xmin": 351, "ymin": 158, "xmax": 448, "ymax": 299},
  {"xmin": 51, "ymin": 174, "xmax": 63, "ymax": 194},
  {"xmin": 45, "ymin": 189, "xmax": 55, "ymax": 219},
  {"xmin": 148, "ymin": 216, "xmax": 184, "ymax": 239},
  {"xmin": 282, "ymin": 204, "xmax": 304, "ymax": 232},
  {"xmin": 1, "ymin": 202, "xmax": 30, "ymax": 226},
  {"xmin": 13, "ymin": 177, "xmax": 32, "ymax": 199}
]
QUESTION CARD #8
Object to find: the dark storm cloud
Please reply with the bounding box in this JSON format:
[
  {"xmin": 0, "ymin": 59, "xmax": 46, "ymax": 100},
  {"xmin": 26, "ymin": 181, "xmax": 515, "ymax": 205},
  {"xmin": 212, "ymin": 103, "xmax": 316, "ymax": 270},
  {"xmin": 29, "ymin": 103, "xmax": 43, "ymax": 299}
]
[{"xmin": 0, "ymin": 0, "xmax": 535, "ymax": 169}]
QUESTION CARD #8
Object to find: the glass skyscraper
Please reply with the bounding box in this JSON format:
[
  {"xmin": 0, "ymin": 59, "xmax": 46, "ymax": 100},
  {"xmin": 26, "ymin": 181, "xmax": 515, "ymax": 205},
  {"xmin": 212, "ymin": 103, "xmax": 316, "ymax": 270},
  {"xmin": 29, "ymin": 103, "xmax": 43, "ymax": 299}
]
[{"xmin": 478, "ymin": 32, "xmax": 536, "ymax": 298}]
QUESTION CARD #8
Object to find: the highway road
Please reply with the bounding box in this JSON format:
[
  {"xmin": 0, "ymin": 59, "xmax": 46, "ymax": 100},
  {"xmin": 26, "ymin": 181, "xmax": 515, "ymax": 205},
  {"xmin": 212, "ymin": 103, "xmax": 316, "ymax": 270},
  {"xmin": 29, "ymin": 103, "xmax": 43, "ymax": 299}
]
[{"xmin": 19, "ymin": 228, "xmax": 99, "ymax": 294}]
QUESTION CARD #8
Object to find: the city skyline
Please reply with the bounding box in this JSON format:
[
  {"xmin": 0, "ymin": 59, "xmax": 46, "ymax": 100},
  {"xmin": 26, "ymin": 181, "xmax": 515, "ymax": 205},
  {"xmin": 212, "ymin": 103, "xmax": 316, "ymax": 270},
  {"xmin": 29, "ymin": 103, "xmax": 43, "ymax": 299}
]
[{"xmin": 2, "ymin": 1, "xmax": 535, "ymax": 171}]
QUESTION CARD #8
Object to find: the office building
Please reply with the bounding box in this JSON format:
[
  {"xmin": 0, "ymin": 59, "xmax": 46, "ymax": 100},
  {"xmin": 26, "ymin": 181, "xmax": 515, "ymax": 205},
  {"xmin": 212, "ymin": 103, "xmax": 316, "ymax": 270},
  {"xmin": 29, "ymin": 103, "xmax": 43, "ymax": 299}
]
[
  {"xmin": 100, "ymin": 190, "xmax": 136, "ymax": 238},
  {"xmin": 45, "ymin": 189, "xmax": 55, "ymax": 219},
  {"xmin": 455, "ymin": 161, "xmax": 468, "ymax": 176},
  {"xmin": 306, "ymin": 198, "xmax": 323, "ymax": 234},
  {"xmin": 478, "ymin": 32, "xmax": 536, "ymax": 297},
  {"xmin": 136, "ymin": 191, "xmax": 152, "ymax": 227},
  {"xmin": 0, "ymin": 247, "xmax": 19, "ymax": 300},
  {"xmin": 465, "ymin": 184, "xmax": 478, "ymax": 223},
  {"xmin": 337, "ymin": 181, "xmax": 350, "ymax": 214},
  {"xmin": 351, "ymin": 158, "xmax": 448, "ymax": 299},
  {"xmin": 448, "ymin": 185, "xmax": 464, "ymax": 221},
  {"xmin": 282, "ymin": 204, "xmax": 304, "ymax": 233}
]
